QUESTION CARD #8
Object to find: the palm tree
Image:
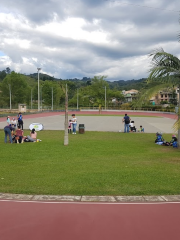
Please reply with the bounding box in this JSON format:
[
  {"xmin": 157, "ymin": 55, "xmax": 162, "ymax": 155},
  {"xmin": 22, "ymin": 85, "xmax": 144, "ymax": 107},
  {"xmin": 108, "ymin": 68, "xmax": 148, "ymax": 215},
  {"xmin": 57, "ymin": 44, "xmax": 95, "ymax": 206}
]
[
  {"xmin": 132, "ymin": 83, "xmax": 170, "ymax": 108},
  {"xmin": 148, "ymin": 48, "xmax": 180, "ymax": 147}
]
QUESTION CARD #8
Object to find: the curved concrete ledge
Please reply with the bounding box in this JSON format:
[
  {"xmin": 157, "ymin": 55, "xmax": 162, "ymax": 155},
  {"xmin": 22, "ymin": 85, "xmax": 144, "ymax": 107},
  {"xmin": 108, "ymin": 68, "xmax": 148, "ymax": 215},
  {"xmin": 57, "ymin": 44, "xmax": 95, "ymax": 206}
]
[{"xmin": 1, "ymin": 193, "xmax": 180, "ymax": 202}]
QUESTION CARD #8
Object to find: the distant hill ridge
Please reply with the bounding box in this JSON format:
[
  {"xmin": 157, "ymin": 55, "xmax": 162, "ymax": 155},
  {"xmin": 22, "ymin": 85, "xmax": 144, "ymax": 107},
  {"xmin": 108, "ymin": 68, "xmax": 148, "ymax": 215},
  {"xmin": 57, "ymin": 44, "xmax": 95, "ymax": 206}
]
[{"xmin": 26, "ymin": 73, "xmax": 147, "ymax": 90}]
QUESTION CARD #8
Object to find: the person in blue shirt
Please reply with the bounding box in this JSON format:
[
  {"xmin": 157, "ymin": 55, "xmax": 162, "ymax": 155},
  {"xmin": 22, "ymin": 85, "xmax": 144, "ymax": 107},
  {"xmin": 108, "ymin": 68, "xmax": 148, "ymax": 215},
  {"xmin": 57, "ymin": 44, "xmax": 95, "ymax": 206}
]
[
  {"xmin": 155, "ymin": 132, "xmax": 164, "ymax": 145},
  {"xmin": 4, "ymin": 125, "xmax": 13, "ymax": 143},
  {"xmin": 170, "ymin": 135, "xmax": 178, "ymax": 148},
  {"xmin": 17, "ymin": 112, "xmax": 23, "ymax": 130},
  {"xmin": 7, "ymin": 116, "xmax": 10, "ymax": 125}
]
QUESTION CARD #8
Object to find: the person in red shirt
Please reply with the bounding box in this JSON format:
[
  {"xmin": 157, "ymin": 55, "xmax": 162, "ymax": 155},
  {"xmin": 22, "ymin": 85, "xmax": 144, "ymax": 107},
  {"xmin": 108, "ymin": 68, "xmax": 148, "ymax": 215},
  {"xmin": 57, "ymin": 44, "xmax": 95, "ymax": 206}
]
[{"xmin": 15, "ymin": 125, "xmax": 24, "ymax": 143}]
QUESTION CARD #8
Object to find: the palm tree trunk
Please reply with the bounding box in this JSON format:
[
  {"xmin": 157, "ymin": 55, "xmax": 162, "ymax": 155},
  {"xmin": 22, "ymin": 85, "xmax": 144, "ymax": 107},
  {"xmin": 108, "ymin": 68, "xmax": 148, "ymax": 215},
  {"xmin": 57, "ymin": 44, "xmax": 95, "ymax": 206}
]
[{"xmin": 64, "ymin": 84, "xmax": 68, "ymax": 146}]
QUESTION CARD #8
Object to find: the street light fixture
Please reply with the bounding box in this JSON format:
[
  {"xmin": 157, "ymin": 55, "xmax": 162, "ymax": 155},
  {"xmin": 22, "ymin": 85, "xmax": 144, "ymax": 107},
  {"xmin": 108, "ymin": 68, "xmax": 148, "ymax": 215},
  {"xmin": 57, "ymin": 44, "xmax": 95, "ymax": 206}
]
[{"xmin": 37, "ymin": 68, "xmax": 41, "ymax": 111}]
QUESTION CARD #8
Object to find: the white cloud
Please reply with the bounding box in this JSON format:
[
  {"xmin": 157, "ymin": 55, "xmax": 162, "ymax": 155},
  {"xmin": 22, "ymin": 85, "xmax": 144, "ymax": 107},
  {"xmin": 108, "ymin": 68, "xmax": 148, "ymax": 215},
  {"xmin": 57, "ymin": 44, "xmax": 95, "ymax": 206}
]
[{"xmin": 39, "ymin": 17, "xmax": 109, "ymax": 43}]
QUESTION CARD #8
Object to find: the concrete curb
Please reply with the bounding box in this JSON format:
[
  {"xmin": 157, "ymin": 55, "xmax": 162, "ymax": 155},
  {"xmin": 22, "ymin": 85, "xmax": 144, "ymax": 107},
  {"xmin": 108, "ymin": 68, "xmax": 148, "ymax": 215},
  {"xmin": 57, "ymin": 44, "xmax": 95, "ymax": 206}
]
[{"xmin": 1, "ymin": 193, "xmax": 180, "ymax": 202}]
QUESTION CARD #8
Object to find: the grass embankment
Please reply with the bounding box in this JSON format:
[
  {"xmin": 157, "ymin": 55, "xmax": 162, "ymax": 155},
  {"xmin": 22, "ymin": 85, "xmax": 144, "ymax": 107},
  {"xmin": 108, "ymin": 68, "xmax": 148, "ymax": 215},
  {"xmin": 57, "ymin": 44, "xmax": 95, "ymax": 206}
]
[{"xmin": 0, "ymin": 130, "xmax": 179, "ymax": 196}]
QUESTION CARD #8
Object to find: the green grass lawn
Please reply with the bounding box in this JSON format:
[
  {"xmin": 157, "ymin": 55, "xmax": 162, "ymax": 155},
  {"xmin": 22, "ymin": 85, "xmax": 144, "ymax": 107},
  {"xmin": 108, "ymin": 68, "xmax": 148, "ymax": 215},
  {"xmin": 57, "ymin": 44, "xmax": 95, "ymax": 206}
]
[{"xmin": 0, "ymin": 130, "xmax": 180, "ymax": 196}]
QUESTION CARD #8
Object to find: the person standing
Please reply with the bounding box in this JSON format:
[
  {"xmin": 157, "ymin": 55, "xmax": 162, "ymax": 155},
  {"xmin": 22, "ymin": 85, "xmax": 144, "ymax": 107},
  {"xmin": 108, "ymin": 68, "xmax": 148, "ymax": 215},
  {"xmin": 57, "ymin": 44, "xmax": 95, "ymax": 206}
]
[
  {"xmin": 68, "ymin": 120, "xmax": 72, "ymax": 133},
  {"xmin": 17, "ymin": 112, "xmax": 23, "ymax": 130},
  {"xmin": 72, "ymin": 114, "xmax": 77, "ymax": 134},
  {"xmin": 4, "ymin": 125, "xmax": 13, "ymax": 143},
  {"xmin": 7, "ymin": 116, "xmax": 10, "ymax": 125},
  {"xmin": 122, "ymin": 113, "xmax": 131, "ymax": 133},
  {"xmin": 11, "ymin": 118, "xmax": 17, "ymax": 128}
]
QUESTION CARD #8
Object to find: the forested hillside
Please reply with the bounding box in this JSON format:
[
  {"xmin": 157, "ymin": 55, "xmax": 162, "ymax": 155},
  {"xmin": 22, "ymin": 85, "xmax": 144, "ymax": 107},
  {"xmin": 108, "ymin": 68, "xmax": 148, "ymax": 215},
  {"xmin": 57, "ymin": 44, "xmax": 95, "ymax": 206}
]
[{"xmin": 0, "ymin": 67, "xmax": 176, "ymax": 110}]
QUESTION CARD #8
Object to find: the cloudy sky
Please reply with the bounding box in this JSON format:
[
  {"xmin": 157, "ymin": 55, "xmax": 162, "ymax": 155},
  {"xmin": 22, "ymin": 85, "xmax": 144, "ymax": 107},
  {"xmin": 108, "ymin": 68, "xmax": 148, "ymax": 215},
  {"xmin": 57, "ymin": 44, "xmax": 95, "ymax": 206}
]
[{"xmin": 0, "ymin": 0, "xmax": 180, "ymax": 81}]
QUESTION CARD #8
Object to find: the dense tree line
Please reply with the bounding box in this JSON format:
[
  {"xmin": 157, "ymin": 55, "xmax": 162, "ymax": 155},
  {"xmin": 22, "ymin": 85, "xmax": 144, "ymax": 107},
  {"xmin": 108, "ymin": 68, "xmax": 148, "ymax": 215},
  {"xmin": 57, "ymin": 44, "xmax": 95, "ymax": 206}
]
[
  {"xmin": 0, "ymin": 67, "xmax": 177, "ymax": 110},
  {"xmin": 0, "ymin": 69, "xmax": 127, "ymax": 109}
]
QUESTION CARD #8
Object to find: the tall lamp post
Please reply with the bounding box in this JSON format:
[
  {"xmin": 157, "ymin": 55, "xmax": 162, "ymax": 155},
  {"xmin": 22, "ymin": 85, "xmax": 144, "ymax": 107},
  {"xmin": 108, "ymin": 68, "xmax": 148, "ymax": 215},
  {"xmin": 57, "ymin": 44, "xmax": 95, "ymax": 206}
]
[
  {"xmin": 77, "ymin": 88, "xmax": 78, "ymax": 110},
  {"xmin": 31, "ymin": 88, "xmax": 33, "ymax": 109},
  {"xmin": 37, "ymin": 68, "xmax": 41, "ymax": 111},
  {"xmin": 105, "ymin": 85, "xmax": 106, "ymax": 110},
  {"xmin": 8, "ymin": 84, "xmax": 11, "ymax": 110},
  {"xmin": 52, "ymin": 87, "xmax": 53, "ymax": 111}
]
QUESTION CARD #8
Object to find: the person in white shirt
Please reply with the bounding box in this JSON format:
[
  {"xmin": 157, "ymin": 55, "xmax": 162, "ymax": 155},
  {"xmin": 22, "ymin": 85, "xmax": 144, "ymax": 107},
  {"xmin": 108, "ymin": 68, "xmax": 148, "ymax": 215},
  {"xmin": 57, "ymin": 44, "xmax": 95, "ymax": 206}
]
[
  {"xmin": 129, "ymin": 121, "xmax": 134, "ymax": 132},
  {"xmin": 11, "ymin": 118, "xmax": 17, "ymax": 128},
  {"xmin": 129, "ymin": 121, "xmax": 136, "ymax": 132},
  {"xmin": 71, "ymin": 114, "xmax": 77, "ymax": 134}
]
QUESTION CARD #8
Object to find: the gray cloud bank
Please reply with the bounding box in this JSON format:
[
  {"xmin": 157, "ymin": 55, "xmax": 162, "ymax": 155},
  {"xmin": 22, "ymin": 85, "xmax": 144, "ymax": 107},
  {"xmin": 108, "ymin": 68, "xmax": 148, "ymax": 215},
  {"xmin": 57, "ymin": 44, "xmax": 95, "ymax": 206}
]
[{"xmin": 0, "ymin": 0, "xmax": 180, "ymax": 81}]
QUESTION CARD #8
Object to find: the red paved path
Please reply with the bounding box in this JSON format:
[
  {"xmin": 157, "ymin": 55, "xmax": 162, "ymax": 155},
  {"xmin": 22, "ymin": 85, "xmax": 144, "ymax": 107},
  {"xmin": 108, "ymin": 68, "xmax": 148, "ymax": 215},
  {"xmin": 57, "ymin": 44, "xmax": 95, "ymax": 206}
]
[{"xmin": 0, "ymin": 200, "xmax": 180, "ymax": 240}]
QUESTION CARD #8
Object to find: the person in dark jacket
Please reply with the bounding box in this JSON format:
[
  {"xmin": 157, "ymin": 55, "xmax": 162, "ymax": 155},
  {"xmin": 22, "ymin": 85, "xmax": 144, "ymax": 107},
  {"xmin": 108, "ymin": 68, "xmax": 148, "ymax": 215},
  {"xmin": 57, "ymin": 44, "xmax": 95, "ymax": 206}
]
[
  {"xmin": 4, "ymin": 125, "xmax": 13, "ymax": 143},
  {"xmin": 17, "ymin": 112, "xmax": 23, "ymax": 130},
  {"xmin": 122, "ymin": 113, "xmax": 131, "ymax": 133}
]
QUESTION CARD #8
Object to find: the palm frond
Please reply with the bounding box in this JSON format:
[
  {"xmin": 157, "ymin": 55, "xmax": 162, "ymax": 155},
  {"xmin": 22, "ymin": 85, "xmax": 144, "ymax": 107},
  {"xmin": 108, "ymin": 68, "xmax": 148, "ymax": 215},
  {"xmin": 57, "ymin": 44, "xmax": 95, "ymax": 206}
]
[
  {"xmin": 148, "ymin": 49, "xmax": 180, "ymax": 81},
  {"xmin": 172, "ymin": 107, "xmax": 180, "ymax": 132},
  {"xmin": 172, "ymin": 119, "xmax": 180, "ymax": 132},
  {"xmin": 132, "ymin": 83, "xmax": 169, "ymax": 108}
]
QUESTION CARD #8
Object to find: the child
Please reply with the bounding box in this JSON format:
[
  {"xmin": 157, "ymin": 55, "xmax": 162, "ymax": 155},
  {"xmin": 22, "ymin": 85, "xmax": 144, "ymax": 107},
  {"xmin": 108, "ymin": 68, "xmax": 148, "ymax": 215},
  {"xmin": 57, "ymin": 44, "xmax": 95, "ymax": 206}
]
[
  {"xmin": 11, "ymin": 118, "xmax": 17, "ymax": 128},
  {"xmin": 170, "ymin": 135, "xmax": 178, "ymax": 147},
  {"xmin": 155, "ymin": 132, "xmax": 164, "ymax": 145},
  {"xmin": 68, "ymin": 120, "xmax": 72, "ymax": 133},
  {"xmin": 138, "ymin": 125, "xmax": 144, "ymax": 132},
  {"xmin": 129, "ymin": 121, "xmax": 136, "ymax": 132},
  {"xmin": 7, "ymin": 116, "xmax": 10, "ymax": 125}
]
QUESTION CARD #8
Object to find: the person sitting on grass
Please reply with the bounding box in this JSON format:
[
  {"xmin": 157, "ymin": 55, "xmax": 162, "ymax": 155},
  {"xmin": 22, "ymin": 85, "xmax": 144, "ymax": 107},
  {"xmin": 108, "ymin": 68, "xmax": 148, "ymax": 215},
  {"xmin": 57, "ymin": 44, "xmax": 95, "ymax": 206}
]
[
  {"xmin": 154, "ymin": 132, "xmax": 170, "ymax": 146},
  {"xmin": 155, "ymin": 132, "xmax": 164, "ymax": 145},
  {"xmin": 138, "ymin": 125, "xmax": 144, "ymax": 132},
  {"xmin": 15, "ymin": 125, "xmax": 24, "ymax": 143},
  {"xmin": 129, "ymin": 121, "xmax": 136, "ymax": 132},
  {"xmin": 129, "ymin": 121, "xmax": 133, "ymax": 131},
  {"xmin": 170, "ymin": 135, "xmax": 178, "ymax": 148},
  {"xmin": 24, "ymin": 128, "xmax": 37, "ymax": 142}
]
